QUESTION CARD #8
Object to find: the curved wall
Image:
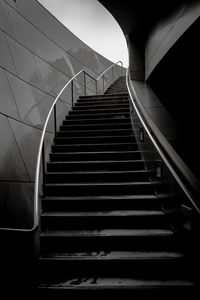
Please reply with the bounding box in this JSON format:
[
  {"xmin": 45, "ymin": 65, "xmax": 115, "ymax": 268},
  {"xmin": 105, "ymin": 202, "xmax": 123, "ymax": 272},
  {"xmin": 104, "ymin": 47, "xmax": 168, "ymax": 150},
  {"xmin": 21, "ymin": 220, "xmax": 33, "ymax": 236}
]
[
  {"xmin": 145, "ymin": 1, "xmax": 200, "ymax": 80},
  {"xmin": 0, "ymin": 0, "xmax": 116, "ymax": 228}
]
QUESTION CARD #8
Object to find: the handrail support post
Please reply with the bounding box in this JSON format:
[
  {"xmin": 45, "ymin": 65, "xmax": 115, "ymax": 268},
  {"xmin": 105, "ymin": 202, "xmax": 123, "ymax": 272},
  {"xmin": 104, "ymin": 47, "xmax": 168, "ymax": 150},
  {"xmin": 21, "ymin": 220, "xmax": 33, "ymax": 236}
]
[
  {"xmin": 71, "ymin": 80, "xmax": 74, "ymax": 107},
  {"xmin": 95, "ymin": 80, "xmax": 97, "ymax": 94},
  {"xmin": 83, "ymin": 71, "xmax": 86, "ymax": 96}
]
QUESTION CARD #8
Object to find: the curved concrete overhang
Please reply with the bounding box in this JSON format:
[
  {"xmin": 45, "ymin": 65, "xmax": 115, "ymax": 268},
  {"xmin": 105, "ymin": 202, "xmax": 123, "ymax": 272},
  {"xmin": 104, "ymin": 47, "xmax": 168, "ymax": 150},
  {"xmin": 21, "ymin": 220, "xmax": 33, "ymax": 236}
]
[
  {"xmin": 99, "ymin": 1, "xmax": 183, "ymax": 35},
  {"xmin": 99, "ymin": 0, "xmax": 200, "ymax": 80}
]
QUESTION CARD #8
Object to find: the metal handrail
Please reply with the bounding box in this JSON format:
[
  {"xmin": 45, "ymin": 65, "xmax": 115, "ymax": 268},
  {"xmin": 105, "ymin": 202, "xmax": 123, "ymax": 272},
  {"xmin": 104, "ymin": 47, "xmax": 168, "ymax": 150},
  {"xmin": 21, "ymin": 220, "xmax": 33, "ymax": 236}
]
[
  {"xmin": 126, "ymin": 69, "xmax": 200, "ymax": 214},
  {"xmin": 96, "ymin": 61, "xmax": 123, "ymax": 80},
  {"xmin": 97, "ymin": 61, "xmax": 123, "ymax": 94},
  {"xmin": 0, "ymin": 61, "xmax": 124, "ymax": 232},
  {"xmin": 0, "ymin": 70, "xmax": 85, "ymax": 232}
]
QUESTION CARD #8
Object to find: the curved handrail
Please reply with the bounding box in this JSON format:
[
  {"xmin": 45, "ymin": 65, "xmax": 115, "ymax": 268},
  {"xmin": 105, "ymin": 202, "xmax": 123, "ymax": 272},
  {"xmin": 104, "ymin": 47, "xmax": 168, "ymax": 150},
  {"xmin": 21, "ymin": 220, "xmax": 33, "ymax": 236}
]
[
  {"xmin": 0, "ymin": 70, "xmax": 85, "ymax": 233},
  {"xmin": 34, "ymin": 69, "xmax": 86, "ymax": 230},
  {"xmin": 0, "ymin": 61, "xmax": 124, "ymax": 232},
  {"xmin": 97, "ymin": 61, "xmax": 123, "ymax": 81},
  {"xmin": 126, "ymin": 69, "xmax": 200, "ymax": 214}
]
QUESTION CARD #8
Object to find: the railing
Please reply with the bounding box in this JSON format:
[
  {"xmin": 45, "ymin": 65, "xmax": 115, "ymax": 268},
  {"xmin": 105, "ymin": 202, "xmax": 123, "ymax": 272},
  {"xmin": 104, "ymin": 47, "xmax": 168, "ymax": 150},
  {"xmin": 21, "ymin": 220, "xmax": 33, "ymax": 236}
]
[
  {"xmin": 126, "ymin": 68, "xmax": 200, "ymax": 215},
  {"xmin": 0, "ymin": 61, "xmax": 124, "ymax": 233},
  {"xmin": 97, "ymin": 61, "xmax": 123, "ymax": 94}
]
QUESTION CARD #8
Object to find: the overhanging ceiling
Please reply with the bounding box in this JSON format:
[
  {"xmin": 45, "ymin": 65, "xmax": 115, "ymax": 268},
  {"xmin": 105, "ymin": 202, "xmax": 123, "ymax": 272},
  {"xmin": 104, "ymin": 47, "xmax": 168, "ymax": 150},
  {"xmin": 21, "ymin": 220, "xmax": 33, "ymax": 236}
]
[{"xmin": 99, "ymin": 1, "xmax": 188, "ymax": 38}]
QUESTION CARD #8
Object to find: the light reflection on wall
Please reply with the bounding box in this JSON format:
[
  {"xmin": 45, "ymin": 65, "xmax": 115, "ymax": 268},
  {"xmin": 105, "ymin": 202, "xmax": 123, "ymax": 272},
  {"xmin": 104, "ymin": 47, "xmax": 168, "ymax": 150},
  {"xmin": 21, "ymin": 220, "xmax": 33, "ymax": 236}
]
[{"xmin": 0, "ymin": 0, "xmax": 115, "ymax": 228}]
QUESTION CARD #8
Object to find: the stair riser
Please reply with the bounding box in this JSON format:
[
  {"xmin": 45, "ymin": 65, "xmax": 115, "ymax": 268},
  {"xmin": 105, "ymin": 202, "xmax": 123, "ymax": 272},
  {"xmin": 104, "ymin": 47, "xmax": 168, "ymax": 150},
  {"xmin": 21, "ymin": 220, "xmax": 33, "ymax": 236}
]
[
  {"xmin": 49, "ymin": 152, "xmax": 141, "ymax": 162},
  {"xmin": 74, "ymin": 103, "xmax": 129, "ymax": 109},
  {"xmin": 38, "ymin": 259, "xmax": 187, "ymax": 280},
  {"xmin": 76, "ymin": 100, "xmax": 129, "ymax": 106},
  {"xmin": 70, "ymin": 108, "xmax": 130, "ymax": 115},
  {"xmin": 37, "ymin": 287, "xmax": 195, "ymax": 298},
  {"xmin": 70, "ymin": 108, "xmax": 130, "ymax": 114},
  {"xmin": 44, "ymin": 183, "xmax": 154, "ymax": 197},
  {"xmin": 51, "ymin": 143, "xmax": 138, "ymax": 152},
  {"xmin": 41, "ymin": 215, "xmax": 168, "ymax": 230},
  {"xmin": 45, "ymin": 171, "xmax": 148, "ymax": 183},
  {"xmin": 79, "ymin": 95, "xmax": 128, "ymax": 101},
  {"xmin": 56, "ymin": 130, "xmax": 133, "ymax": 137},
  {"xmin": 54, "ymin": 136, "xmax": 135, "ymax": 145},
  {"xmin": 47, "ymin": 161, "xmax": 145, "ymax": 172},
  {"xmin": 60, "ymin": 123, "xmax": 132, "ymax": 131},
  {"xmin": 106, "ymin": 89, "xmax": 128, "ymax": 93},
  {"xmin": 66, "ymin": 113, "xmax": 130, "ymax": 120},
  {"xmin": 40, "ymin": 235, "xmax": 177, "ymax": 253},
  {"xmin": 106, "ymin": 86, "xmax": 127, "ymax": 89},
  {"xmin": 63, "ymin": 118, "xmax": 131, "ymax": 125},
  {"xmin": 42, "ymin": 198, "xmax": 161, "ymax": 212}
]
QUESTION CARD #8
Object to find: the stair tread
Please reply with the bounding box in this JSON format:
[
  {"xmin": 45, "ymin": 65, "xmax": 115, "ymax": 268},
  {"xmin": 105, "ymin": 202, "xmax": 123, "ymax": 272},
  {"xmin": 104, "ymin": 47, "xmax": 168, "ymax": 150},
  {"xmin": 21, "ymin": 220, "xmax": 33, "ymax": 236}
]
[
  {"xmin": 41, "ymin": 210, "xmax": 164, "ymax": 217},
  {"xmin": 59, "ymin": 129, "xmax": 132, "ymax": 134},
  {"xmin": 63, "ymin": 117, "xmax": 131, "ymax": 123},
  {"xmin": 51, "ymin": 150, "xmax": 140, "ymax": 155},
  {"xmin": 61, "ymin": 122, "xmax": 131, "ymax": 126},
  {"xmin": 53, "ymin": 142, "xmax": 137, "ymax": 147},
  {"xmin": 41, "ymin": 229, "xmax": 174, "ymax": 237},
  {"xmin": 45, "ymin": 170, "xmax": 148, "ymax": 175},
  {"xmin": 40, "ymin": 250, "xmax": 184, "ymax": 260},
  {"xmin": 74, "ymin": 103, "xmax": 129, "ymax": 108},
  {"xmin": 43, "ymin": 195, "xmax": 158, "ymax": 201},
  {"xmin": 72, "ymin": 107, "xmax": 130, "ymax": 112},
  {"xmin": 79, "ymin": 93, "xmax": 128, "ymax": 99},
  {"xmin": 60, "ymin": 125, "xmax": 132, "ymax": 131},
  {"xmin": 67, "ymin": 112, "xmax": 130, "ymax": 117},
  {"xmin": 45, "ymin": 182, "xmax": 151, "ymax": 187},
  {"xmin": 48, "ymin": 160, "xmax": 143, "ymax": 164},
  {"xmin": 39, "ymin": 277, "xmax": 195, "ymax": 289},
  {"xmin": 55, "ymin": 135, "xmax": 134, "ymax": 139}
]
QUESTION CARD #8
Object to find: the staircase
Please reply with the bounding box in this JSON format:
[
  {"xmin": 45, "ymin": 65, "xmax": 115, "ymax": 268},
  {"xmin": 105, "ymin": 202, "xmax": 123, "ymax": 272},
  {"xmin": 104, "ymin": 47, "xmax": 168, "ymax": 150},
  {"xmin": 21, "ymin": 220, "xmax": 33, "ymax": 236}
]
[{"xmin": 37, "ymin": 76, "xmax": 196, "ymax": 296}]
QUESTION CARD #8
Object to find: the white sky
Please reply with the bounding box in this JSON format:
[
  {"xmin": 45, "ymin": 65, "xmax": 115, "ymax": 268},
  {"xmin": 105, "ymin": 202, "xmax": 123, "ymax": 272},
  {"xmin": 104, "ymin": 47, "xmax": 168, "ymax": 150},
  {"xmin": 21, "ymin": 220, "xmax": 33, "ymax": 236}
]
[{"xmin": 38, "ymin": 0, "xmax": 128, "ymax": 67}]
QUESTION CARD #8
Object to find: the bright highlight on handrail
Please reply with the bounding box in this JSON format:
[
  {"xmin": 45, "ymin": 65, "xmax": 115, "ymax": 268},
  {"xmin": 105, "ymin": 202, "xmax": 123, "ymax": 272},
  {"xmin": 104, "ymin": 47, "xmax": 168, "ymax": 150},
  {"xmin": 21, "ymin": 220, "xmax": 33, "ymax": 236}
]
[
  {"xmin": 0, "ymin": 61, "xmax": 124, "ymax": 232},
  {"xmin": 33, "ymin": 69, "xmax": 84, "ymax": 229},
  {"xmin": 97, "ymin": 61, "xmax": 123, "ymax": 81}
]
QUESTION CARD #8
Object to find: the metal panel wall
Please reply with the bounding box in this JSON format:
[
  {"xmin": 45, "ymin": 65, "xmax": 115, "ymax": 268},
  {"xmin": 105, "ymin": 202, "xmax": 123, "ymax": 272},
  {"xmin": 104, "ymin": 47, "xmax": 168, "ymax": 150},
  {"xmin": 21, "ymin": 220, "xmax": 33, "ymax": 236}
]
[{"xmin": 0, "ymin": 0, "xmax": 114, "ymax": 228}]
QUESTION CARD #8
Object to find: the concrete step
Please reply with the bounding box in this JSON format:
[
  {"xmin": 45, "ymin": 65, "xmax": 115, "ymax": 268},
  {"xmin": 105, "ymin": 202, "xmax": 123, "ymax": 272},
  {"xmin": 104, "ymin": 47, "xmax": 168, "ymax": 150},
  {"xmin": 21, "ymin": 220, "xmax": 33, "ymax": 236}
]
[
  {"xmin": 63, "ymin": 117, "xmax": 131, "ymax": 125},
  {"xmin": 38, "ymin": 277, "xmax": 196, "ymax": 297},
  {"xmin": 79, "ymin": 93, "xmax": 128, "ymax": 100},
  {"xmin": 54, "ymin": 135, "xmax": 136, "ymax": 145},
  {"xmin": 42, "ymin": 195, "xmax": 161, "ymax": 212},
  {"xmin": 45, "ymin": 170, "xmax": 149, "ymax": 183},
  {"xmin": 40, "ymin": 228, "xmax": 176, "ymax": 253},
  {"xmin": 57, "ymin": 129, "xmax": 133, "ymax": 137},
  {"xmin": 49, "ymin": 151, "xmax": 141, "ymax": 162},
  {"xmin": 60, "ymin": 122, "xmax": 132, "ymax": 131},
  {"xmin": 74, "ymin": 102, "xmax": 129, "ymax": 109},
  {"xmin": 51, "ymin": 143, "xmax": 138, "ymax": 152},
  {"xmin": 43, "ymin": 182, "xmax": 154, "ymax": 196},
  {"xmin": 76, "ymin": 99, "xmax": 129, "ymax": 106},
  {"xmin": 70, "ymin": 107, "xmax": 130, "ymax": 115},
  {"xmin": 47, "ymin": 159, "xmax": 145, "ymax": 172},
  {"xmin": 41, "ymin": 210, "xmax": 169, "ymax": 230},
  {"xmin": 66, "ymin": 111, "xmax": 130, "ymax": 120},
  {"xmin": 38, "ymin": 250, "xmax": 187, "ymax": 279}
]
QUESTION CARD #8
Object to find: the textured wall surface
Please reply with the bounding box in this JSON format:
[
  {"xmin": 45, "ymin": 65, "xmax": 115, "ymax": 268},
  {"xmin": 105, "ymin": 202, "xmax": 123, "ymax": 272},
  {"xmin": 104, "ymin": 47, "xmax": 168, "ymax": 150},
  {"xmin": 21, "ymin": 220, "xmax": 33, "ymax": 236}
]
[{"xmin": 0, "ymin": 0, "xmax": 120, "ymax": 228}]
